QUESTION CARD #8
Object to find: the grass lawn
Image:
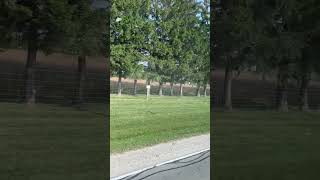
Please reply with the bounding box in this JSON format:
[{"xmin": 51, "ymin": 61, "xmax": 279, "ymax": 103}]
[
  {"xmin": 0, "ymin": 103, "xmax": 107, "ymax": 180},
  {"xmin": 213, "ymin": 111, "xmax": 320, "ymax": 180},
  {"xmin": 110, "ymin": 95, "xmax": 210, "ymax": 153}
]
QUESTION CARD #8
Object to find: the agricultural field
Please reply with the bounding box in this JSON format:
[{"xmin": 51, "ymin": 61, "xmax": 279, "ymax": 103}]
[
  {"xmin": 110, "ymin": 95, "xmax": 210, "ymax": 153},
  {"xmin": 0, "ymin": 103, "xmax": 107, "ymax": 180},
  {"xmin": 110, "ymin": 77, "xmax": 210, "ymax": 97},
  {"xmin": 213, "ymin": 111, "xmax": 320, "ymax": 180},
  {"xmin": 0, "ymin": 50, "xmax": 108, "ymax": 104},
  {"xmin": 212, "ymin": 70, "xmax": 320, "ymax": 110}
]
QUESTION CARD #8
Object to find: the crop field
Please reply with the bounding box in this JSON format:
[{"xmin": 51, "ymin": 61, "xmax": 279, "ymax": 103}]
[
  {"xmin": 110, "ymin": 78, "xmax": 209, "ymax": 97},
  {"xmin": 110, "ymin": 95, "xmax": 210, "ymax": 153},
  {"xmin": 0, "ymin": 50, "xmax": 107, "ymax": 104},
  {"xmin": 212, "ymin": 70, "xmax": 320, "ymax": 110}
]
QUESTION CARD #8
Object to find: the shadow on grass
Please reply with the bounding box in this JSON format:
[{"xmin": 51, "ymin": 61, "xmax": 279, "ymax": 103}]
[{"xmin": 0, "ymin": 102, "xmax": 108, "ymax": 180}]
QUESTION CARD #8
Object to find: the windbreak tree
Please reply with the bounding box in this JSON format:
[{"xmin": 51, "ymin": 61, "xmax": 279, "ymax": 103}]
[
  {"xmin": 148, "ymin": 0, "xmax": 203, "ymax": 96},
  {"xmin": 195, "ymin": 0, "xmax": 210, "ymax": 97},
  {"xmin": 190, "ymin": 24, "xmax": 210, "ymax": 98},
  {"xmin": 0, "ymin": 1, "xmax": 73, "ymax": 105},
  {"xmin": 291, "ymin": 0, "xmax": 320, "ymax": 111},
  {"xmin": 253, "ymin": 0, "xmax": 305, "ymax": 112},
  {"xmin": 148, "ymin": 0, "xmax": 176, "ymax": 96},
  {"xmin": 65, "ymin": 0, "xmax": 107, "ymax": 104},
  {"xmin": 128, "ymin": 62, "xmax": 146, "ymax": 95},
  {"xmin": 110, "ymin": 0, "xmax": 149, "ymax": 96},
  {"xmin": 170, "ymin": 0, "xmax": 206, "ymax": 97},
  {"xmin": 294, "ymin": 43, "xmax": 320, "ymax": 111},
  {"xmin": 110, "ymin": 0, "xmax": 210, "ymax": 97},
  {"xmin": 0, "ymin": 1, "xmax": 21, "ymax": 50},
  {"xmin": 212, "ymin": 0, "xmax": 320, "ymax": 111},
  {"xmin": 214, "ymin": 0, "xmax": 255, "ymax": 110}
]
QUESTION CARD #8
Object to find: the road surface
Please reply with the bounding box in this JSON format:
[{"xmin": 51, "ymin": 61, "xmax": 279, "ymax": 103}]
[
  {"xmin": 113, "ymin": 150, "xmax": 210, "ymax": 180},
  {"xmin": 111, "ymin": 134, "xmax": 210, "ymax": 180}
]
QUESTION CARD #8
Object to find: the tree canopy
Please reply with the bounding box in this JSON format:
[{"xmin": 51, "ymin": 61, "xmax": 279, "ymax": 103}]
[
  {"xmin": 110, "ymin": 0, "xmax": 210, "ymax": 96},
  {"xmin": 213, "ymin": 0, "xmax": 320, "ymax": 111}
]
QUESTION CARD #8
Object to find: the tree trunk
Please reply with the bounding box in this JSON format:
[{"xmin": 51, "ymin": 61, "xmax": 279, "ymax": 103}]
[
  {"xmin": 224, "ymin": 63, "xmax": 233, "ymax": 111},
  {"xmin": 196, "ymin": 81, "xmax": 201, "ymax": 97},
  {"xmin": 179, "ymin": 83, "xmax": 183, "ymax": 96},
  {"xmin": 117, "ymin": 71, "xmax": 122, "ymax": 96},
  {"xmin": 262, "ymin": 72, "xmax": 267, "ymax": 81},
  {"xmin": 146, "ymin": 79, "xmax": 151, "ymax": 98},
  {"xmin": 158, "ymin": 81, "xmax": 163, "ymax": 96},
  {"xmin": 203, "ymin": 84, "xmax": 207, "ymax": 97},
  {"xmin": 170, "ymin": 82, "xmax": 174, "ymax": 96},
  {"xmin": 133, "ymin": 79, "xmax": 138, "ymax": 95},
  {"xmin": 25, "ymin": 39, "xmax": 37, "ymax": 105},
  {"xmin": 278, "ymin": 86, "xmax": 289, "ymax": 112},
  {"xmin": 276, "ymin": 63, "xmax": 289, "ymax": 112},
  {"xmin": 77, "ymin": 55, "xmax": 86, "ymax": 104},
  {"xmin": 299, "ymin": 73, "xmax": 310, "ymax": 112}
]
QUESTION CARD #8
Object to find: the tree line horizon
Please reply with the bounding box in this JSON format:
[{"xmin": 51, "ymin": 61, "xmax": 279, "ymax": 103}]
[
  {"xmin": 1, "ymin": 0, "xmax": 320, "ymax": 111},
  {"xmin": 212, "ymin": 0, "xmax": 320, "ymax": 112},
  {"xmin": 110, "ymin": 0, "xmax": 210, "ymax": 97},
  {"xmin": 0, "ymin": 0, "xmax": 108, "ymax": 105}
]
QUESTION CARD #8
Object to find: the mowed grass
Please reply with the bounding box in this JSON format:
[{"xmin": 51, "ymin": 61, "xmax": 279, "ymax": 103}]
[
  {"xmin": 213, "ymin": 111, "xmax": 320, "ymax": 180},
  {"xmin": 110, "ymin": 95, "xmax": 210, "ymax": 153},
  {"xmin": 0, "ymin": 103, "xmax": 107, "ymax": 180}
]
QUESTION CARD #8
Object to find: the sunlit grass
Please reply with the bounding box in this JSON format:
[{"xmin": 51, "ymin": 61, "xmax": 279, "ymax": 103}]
[{"xmin": 110, "ymin": 95, "xmax": 210, "ymax": 153}]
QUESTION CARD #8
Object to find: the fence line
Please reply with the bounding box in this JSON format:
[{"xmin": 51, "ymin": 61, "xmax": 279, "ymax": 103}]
[
  {"xmin": 110, "ymin": 79, "xmax": 211, "ymax": 97},
  {"xmin": 211, "ymin": 77, "xmax": 320, "ymax": 110},
  {"xmin": 0, "ymin": 69, "xmax": 108, "ymax": 104}
]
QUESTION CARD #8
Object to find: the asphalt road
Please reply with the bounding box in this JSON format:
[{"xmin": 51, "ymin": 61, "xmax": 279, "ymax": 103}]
[
  {"xmin": 111, "ymin": 134, "xmax": 210, "ymax": 177},
  {"xmin": 116, "ymin": 150, "xmax": 210, "ymax": 180}
]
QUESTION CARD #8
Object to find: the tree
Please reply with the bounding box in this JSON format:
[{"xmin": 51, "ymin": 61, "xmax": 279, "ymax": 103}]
[
  {"xmin": 190, "ymin": 28, "xmax": 209, "ymax": 98},
  {"xmin": 147, "ymin": 0, "xmax": 177, "ymax": 96},
  {"xmin": 148, "ymin": 0, "xmax": 202, "ymax": 97},
  {"xmin": 214, "ymin": 0, "xmax": 255, "ymax": 110},
  {"xmin": 0, "ymin": 1, "xmax": 21, "ymax": 50},
  {"xmin": 293, "ymin": 0, "xmax": 320, "ymax": 111},
  {"xmin": 129, "ymin": 62, "xmax": 145, "ymax": 95},
  {"xmin": 111, "ymin": 0, "xmax": 150, "ymax": 96},
  {"xmin": 253, "ymin": 0, "xmax": 306, "ymax": 112},
  {"xmin": 1, "ymin": 1, "xmax": 73, "ymax": 104},
  {"xmin": 169, "ymin": 0, "xmax": 202, "ymax": 97},
  {"xmin": 110, "ymin": 0, "xmax": 210, "ymax": 98},
  {"xmin": 65, "ymin": 0, "xmax": 107, "ymax": 104},
  {"xmin": 197, "ymin": 0, "xmax": 210, "ymax": 97},
  {"xmin": 212, "ymin": 0, "xmax": 320, "ymax": 111},
  {"xmin": 210, "ymin": 0, "xmax": 217, "ymax": 102}
]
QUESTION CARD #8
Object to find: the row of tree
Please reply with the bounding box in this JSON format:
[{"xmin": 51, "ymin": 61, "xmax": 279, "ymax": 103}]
[
  {"xmin": 110, "ymin": 0, "xmax": 210, "ymax": 97},
  {"xmin": 0, "ymin": 0, "xmax": 108, "ymax": 105},
  {"xmin": 212, "ymin": 0, "xmax": 320, "ymax": 111}
]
